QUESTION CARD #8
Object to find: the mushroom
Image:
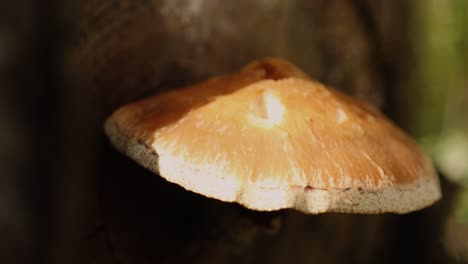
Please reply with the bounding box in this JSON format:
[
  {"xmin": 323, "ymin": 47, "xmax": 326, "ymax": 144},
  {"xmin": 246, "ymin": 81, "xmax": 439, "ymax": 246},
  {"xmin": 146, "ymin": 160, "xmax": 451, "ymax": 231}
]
[{"xmin": 104, "ymin": 58, "xmax": 441, "ymax": 214}]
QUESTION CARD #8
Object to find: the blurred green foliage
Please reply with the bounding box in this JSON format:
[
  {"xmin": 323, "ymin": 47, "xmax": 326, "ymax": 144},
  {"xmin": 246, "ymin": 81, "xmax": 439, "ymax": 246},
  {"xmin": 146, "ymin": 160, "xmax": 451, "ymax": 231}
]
[
  {"xmin": 414, "ymin": 0, "xmax": 467, "ymax": 138},
  {"xmin": 414, "ymin": 0, "xmax": 468, "ymax": 188},
  {"xmin": 413, "ymin": 0, "xmax": 468, "ymax": 251}
]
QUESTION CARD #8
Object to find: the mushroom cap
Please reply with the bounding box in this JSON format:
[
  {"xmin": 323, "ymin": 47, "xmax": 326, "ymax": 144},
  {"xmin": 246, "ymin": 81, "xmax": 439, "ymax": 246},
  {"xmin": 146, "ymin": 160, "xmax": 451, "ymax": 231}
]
[{"xmin": 105, "ymin": 58, "xmax": 441, "ymax": 214}]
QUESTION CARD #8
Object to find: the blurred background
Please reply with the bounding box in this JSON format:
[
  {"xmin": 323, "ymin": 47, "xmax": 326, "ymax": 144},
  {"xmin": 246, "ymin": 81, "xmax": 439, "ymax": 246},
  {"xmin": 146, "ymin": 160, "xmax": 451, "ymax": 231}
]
[{"xmin": 0, "ymin": 0, "xmax": 467, "ymax": 263}]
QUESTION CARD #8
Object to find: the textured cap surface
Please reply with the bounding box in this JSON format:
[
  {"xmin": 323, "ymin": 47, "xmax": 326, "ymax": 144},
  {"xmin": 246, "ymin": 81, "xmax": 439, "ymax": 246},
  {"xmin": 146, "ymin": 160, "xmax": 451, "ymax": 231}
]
[{"xmin": 105, "ymin": 58, "xmax": 441, "ymax": 214}]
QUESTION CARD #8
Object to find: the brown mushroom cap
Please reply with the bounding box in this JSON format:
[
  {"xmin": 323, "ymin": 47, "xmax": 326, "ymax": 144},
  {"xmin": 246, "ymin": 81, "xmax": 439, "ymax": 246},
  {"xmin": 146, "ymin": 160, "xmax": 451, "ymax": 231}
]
[{"xmin": 105, "ymin": 58, "xmax": 441, "ymax": 214}]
